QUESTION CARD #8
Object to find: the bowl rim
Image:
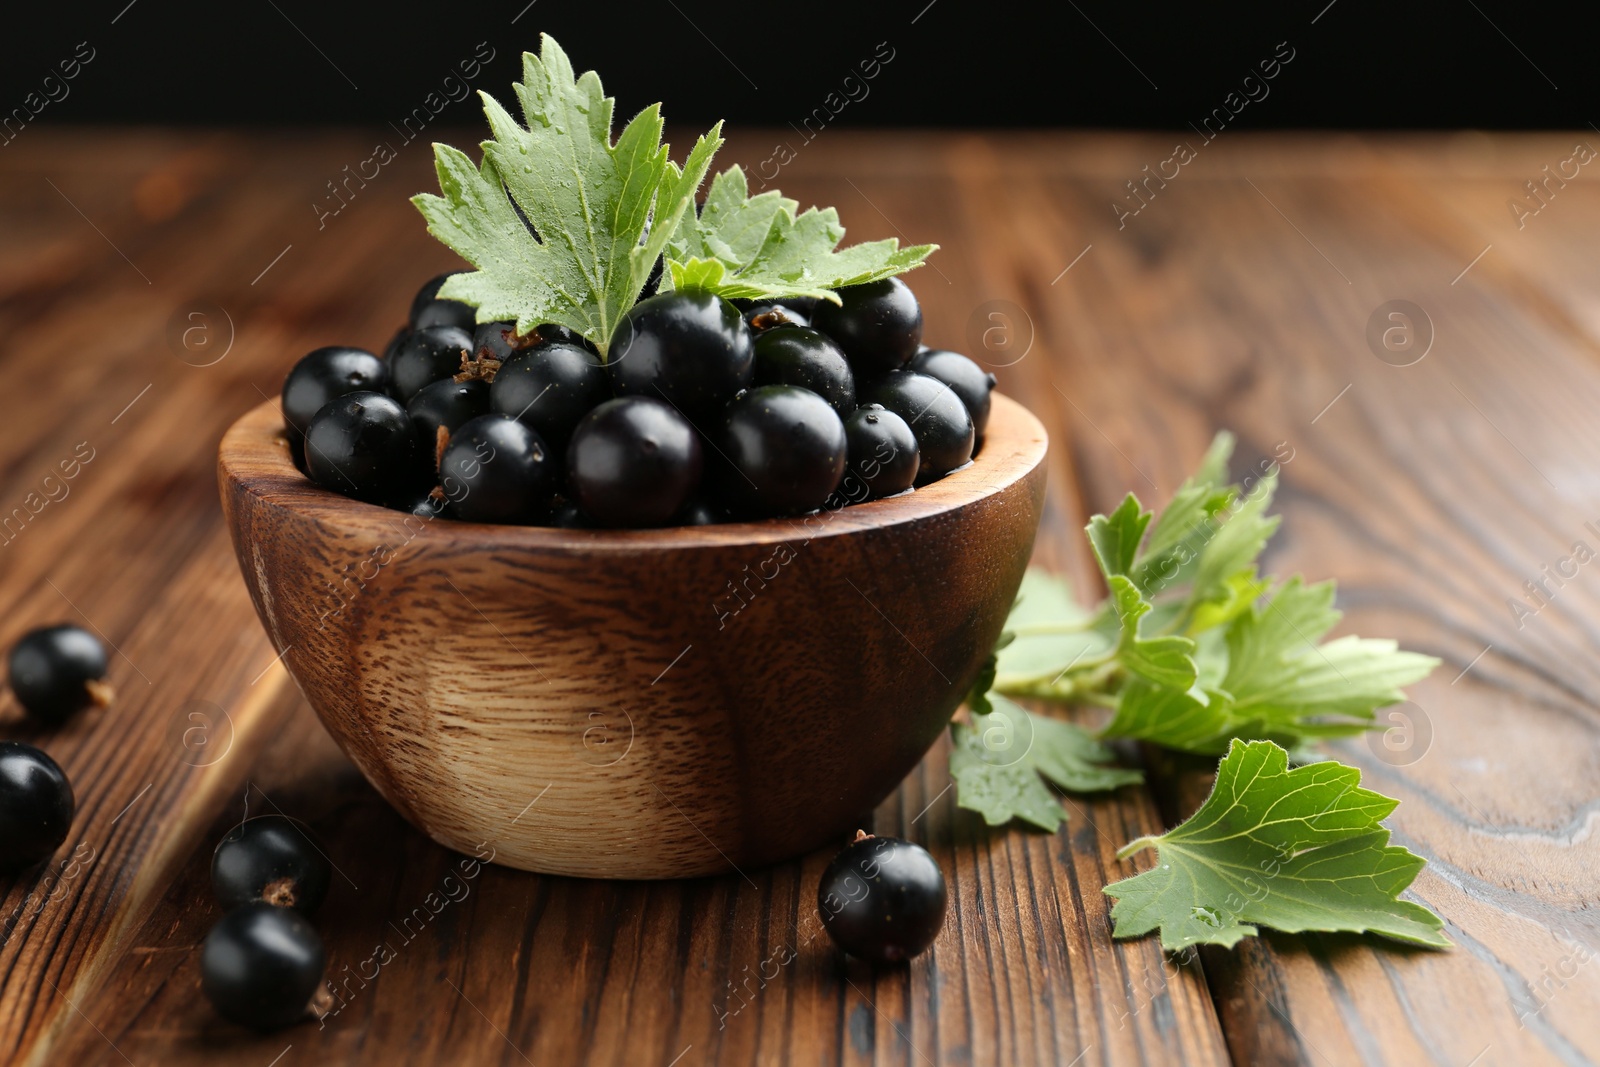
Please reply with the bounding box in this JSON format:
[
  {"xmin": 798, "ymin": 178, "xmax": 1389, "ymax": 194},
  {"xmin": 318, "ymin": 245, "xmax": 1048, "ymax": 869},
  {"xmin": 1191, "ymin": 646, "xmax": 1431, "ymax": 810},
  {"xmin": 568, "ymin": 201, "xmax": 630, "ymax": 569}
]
[{"xmin": 219, "ymin": 391, "xmax": 1048, "ymax": 552}]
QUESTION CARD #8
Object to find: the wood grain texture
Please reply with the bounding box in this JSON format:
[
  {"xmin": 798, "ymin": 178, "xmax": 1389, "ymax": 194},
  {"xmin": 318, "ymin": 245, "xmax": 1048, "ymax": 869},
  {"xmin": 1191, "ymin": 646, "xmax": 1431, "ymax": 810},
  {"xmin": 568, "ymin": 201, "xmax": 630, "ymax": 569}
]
[
  {"xmin": 217, "ymin": 394, "xmax": 1048, "ymax": 877},
  {"xmin": 2, "ymin": 127, "xmax": 1598, "ymax": 1066}
]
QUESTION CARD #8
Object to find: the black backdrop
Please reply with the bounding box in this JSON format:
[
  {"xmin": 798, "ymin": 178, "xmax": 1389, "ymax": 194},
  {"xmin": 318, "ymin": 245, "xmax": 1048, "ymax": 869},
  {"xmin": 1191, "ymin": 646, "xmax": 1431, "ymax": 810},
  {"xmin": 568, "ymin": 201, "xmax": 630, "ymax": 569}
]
[{"xmin": 1, "ymin": 0, "xmax": 1593, "ymax": 129}]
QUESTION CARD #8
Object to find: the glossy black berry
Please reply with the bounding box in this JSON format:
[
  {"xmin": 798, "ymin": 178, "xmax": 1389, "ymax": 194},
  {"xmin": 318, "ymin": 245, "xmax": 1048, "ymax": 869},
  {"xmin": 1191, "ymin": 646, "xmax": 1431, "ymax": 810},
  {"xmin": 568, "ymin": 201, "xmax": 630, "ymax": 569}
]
[
  {"xmin": 382, "ymin": 326, "xmax": 411, "ymax": 364},
  {"xmin": 281, "ymin": 347, "xmax": 389, "ymax": 440},
  {"xmin": 473, "ymin": 321, "xmax": 594, "ymax": 363},
  {"xmin": 910, "ymin": 348, "xmax": 997, "ymax": 438},
  {"xmin": 677, "ymin": 497, "xmax": 728, "ymax": 526},
  {"xmin": 607, "ymin": 292, "xmax": 753, "ymax": 421},
  {"xmin": 752, "ymin": 326, "xmax": 856, "ymax": 418},
  {"xmin": 860, "ymin": 372, "xmax": 974, "ymax": 485},
  {"xmin": 304, "ymin": 392, "xmax": 418, "ymax": 503},
  {"xmin": 491, "ymin": 342, "xmax": 611, "ymax": 450},
  {"xmin": 201, "ymin": 903, "xmax": 326, "ymax": 1031},
  {"xmin": 410, "ymin": 272, "xmax": 475, "ymax": 332},
  {"xmin": 439, "ymin": 415, "xmax": 552, "ymax": 524},
  {"xmin": 735, "ymin": 295, "xmax": 819, "ymax": 318},
  {"xmin": 568, "ymin": 397, "xmax": 702, "ymax": 527},
  {"xmin": 843, "ymin": 405, "xmax": 920, "ymax": 500},
  {"xmin": 0, "ymin": 742, "xmax": 74, "ymax": 873},
  {"xmin": 406, "ymin": 379, "xmax": 490, "ymax": 453},
  {"xmin": 810, "ymin": 277, "xmax": 923, "ymax": 376},
  {"xmin": 389, "ymin": 325, "xmax": 473, "ymax": 403},
  {"xmin": 213, "ymin": 815, "xmax": 332, "ymax": 915},
  {"xmin": 742, "ymin": 303, "xmax": 811, "ymax": 332},
  {"xmin": 9, "ymin": 625, "xmax": 111, "ymax": 724},
  {"xmin": 818, "ymin": 833, "xmax": 947, "ymax": 964},
  {"xmin": 719, "ymin": 385, "xmax": 847, "ymax": 517}
]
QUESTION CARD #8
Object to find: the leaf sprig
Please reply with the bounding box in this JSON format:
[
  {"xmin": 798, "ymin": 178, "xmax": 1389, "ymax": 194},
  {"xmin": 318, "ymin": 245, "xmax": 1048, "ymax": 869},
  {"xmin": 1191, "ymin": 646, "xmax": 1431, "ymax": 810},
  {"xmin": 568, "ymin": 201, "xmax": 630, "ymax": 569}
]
[
  {"xmin": 412, "ymin": 35, "xmax": 937, "ymax": 355},
  {"xmin": 949, "ymin": 433, "xmax": 1447, "ymax": 950}
]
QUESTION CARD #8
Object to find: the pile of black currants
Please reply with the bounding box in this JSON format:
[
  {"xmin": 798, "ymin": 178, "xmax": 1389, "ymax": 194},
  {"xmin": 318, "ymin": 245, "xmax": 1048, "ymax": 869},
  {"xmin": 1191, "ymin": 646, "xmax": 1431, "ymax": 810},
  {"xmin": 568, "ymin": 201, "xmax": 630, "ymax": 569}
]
[{"xmin": 281, "ymin": 273, "xmax": 997, "ymax": 527}]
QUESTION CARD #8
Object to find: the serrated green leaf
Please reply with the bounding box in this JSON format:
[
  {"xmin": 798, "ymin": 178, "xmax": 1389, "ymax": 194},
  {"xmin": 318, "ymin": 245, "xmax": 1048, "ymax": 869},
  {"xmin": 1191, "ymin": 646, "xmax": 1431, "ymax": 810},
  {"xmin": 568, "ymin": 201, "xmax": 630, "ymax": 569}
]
[
  {"xmin": 1188, "ymin": 471, "xmax": 1281, "ymax": 611},
  {"xmin": 662, "ymin": 165, "xmax": 936, "ymax": 303},
  {"xmin": 1105, "ymin": 740, "xmax": 1450, "ymax": 950},
  {"xmin": 951, "ymin": 696, "xmax": 1139, "ymax": 831},
  {"xmin": 994, "ymin": 568, "xmax": 1114, "ymax": 693},
  {"xmin": 1108, "ymin": 576, "xmax": 1198, "ymax": 690},
  {"xmin": 1087, "ymin": 495, "xmax": 1151, "ymax": 579},
  {"xmin": 1223, "ymin": 578, "xmax": 1439, "ymax": 735},
  {"xmin": 412, "ymin": 35, "xmax": 723, "ymax": 354},
  {"xmin": 1192, "ymin": 430, "xmax": 1236, "ymax": 489}
]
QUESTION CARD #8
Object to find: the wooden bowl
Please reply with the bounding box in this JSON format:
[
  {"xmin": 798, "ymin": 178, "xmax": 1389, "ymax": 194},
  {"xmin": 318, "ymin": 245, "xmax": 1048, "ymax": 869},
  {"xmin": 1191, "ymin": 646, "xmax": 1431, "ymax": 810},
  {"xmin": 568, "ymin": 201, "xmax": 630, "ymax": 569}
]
[{"xmin": 218, "ymin": 394, "xmax": 1048, "ymax": 878}]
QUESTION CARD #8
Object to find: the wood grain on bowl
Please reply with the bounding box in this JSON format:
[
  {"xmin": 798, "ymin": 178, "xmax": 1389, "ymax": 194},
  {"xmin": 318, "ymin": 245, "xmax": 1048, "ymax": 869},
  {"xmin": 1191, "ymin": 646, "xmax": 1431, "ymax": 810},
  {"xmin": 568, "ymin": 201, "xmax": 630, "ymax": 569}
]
[{"xmin": 218, "ymin": 393, "xmax": 1048, "ymax": 877}]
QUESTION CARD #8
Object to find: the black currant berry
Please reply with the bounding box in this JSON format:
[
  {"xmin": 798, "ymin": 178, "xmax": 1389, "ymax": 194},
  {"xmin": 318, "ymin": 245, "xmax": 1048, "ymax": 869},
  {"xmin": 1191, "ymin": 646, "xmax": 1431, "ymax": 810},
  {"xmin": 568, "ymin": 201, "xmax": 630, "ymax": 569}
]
[
  {"xmin": 389, "ymin": 325, "xmax": 473, "ymax": 403},
  {"xmin": 0, "ymin": 742, "xmax": 74, "ymax": 873},
  {"xmin": 491, "ymin": 342, "xmax": 611, "ymax": 450},
  {"xmin": 439, "ymin": 415, "xmax": 553, "ymax": 524},
  {"xmin": 910, "ymin": 348, "xmax": 997, "ymax": 438},
  {"xmin": 742, "ymin": 303, "xmax": 811, "ymax": 332},
  {"xmin": 568, "ymin": 397, "xmax": 702, "ymax": 527},
  {"xmin": 752, "ymin": 326, "xmax": 856, "ymax": 418},
  {"xmin": 382, "ymin": 325, "xmax": 411, "ymax": 364},
  {"xmin": 860, "ymin": 372, "xmax": 973, "ymax": 485},
  {"xmin": 607, "ymin": 292, "xmax": 753, "ymax": 421},
  {"xmin": 406, "ymin": 379, "xmax": 490, "ymax": 452},
  {"xmin": 818, "ymin": 832, "xmax": 947, "ymax": 964},
  {"xmin": 281, "ymin": 347, "xmax": 388, "ymax": 440},
  {"xmin": 8, "ymin": 625, "xmax": 111, "ymax": 724},
  {"xmin": 212, "ymin": 815, "xmax": 332, "ymax": 915},
  {"xmin": 547, "ymin": 496, "xmax": 590, "ymax": 529},
  {"xmin": 409, "ymin": 272, "xmax": 475, "ymax": 332},
  {"xmin": 677, "ymin": 497, "xmax": 728, "ymax": 526},
  {"xmin": 201, "ymin": 903, "xmax": 326, "ymax": 1031},
  {"xmin": 810, "ymin": 277, "xmax": 923, "ymax": 376},
  {"xmin": 719, "ymin": 385, "xmax": 847, "ymax": 517},
  {"xmin": 735, "ymin": 295, "xmax": 819, "ymax": 318},
  {"xmin": 304, "ymin": 392, "xmax": 418, "ymax": 503},
  {"xmin": 843, "ymin": 405, "xmax": 920, "ymax": 500}
]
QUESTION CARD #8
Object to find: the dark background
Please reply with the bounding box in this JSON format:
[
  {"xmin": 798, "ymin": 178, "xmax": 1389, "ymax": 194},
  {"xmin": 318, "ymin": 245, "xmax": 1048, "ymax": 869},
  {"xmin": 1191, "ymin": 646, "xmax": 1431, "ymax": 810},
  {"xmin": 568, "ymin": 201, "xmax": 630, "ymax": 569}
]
[{"xmin": 1, "ymin": 0, "xmax": 1591, "ymax": 130}]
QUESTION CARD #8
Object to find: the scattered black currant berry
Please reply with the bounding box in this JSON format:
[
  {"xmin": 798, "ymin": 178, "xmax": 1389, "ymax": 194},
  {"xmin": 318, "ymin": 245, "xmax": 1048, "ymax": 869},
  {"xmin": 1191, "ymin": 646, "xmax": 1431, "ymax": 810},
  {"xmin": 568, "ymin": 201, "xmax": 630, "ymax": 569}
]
[
  {"xmin": 281, "ymin": 347, "xmax": 389, "ymax": 440},
  {"xmin": 201, "ymin": 903, "xmax": 328, "ymax": 1031},
  {"xmin": 212, "ymin": 815, "xmax": 332, "ymax": 915},
  {"xmin": 818, "ymin": 831, "xmax": 947, "ymax": 965},
  {"xmin": 304, "ymin": 392, "xmax": 418, "ymax": 504},
  {"xmin": 0, "ymin": 741, "xmax": 74, "ymax": 873},
  {"xmin": 439, "ymin": 415, "xmax": 553, "ymax": 524},
  {"xmin": 607, "ymin": 292, "xmax": 753, "ymax": 421},
  {"xmin": 742, "ymin": 303, "xmax": 811, "ymax": 332},
  {"xmin": 409, "ymin": 271, "xmax": 475, "ymax": 332},
  {"xmin": 861, "ymin": 372, "xmax": 974, "ymax": 485},
  {"xmin": 843, "ymin": 405, "xmax": 920, "ymax": 500},
  {"xmin": 810, "ymin": 277, "xmax": 923, "ymax": 377},
  {"xmin": 491, "ymin": 342, "xmax": 611, "ymax": 450},
  {"xmin": 9, "ymin": 624, "xmax": 112, "ymax": 724},
  {"xmin": 568, "ymin": 397, "xmax": 703, "ymax": 527},
  {"xmin": 389, "ymin": 325, "xmax": 474, "ymax": 403},
  {"xmin": 406, "ymin": 379, "xmax": 490, "ymax": 461},
  {"xmin": 751, "ymin": 326, "xmax": 856, "ymax": 418},
  {"xmin": 910, "ymin": 348, "xmax": 997, "ymax": 438},
  {"xmin": 719, "ymin": 385, "xmax": 847, "ymax": 517}
]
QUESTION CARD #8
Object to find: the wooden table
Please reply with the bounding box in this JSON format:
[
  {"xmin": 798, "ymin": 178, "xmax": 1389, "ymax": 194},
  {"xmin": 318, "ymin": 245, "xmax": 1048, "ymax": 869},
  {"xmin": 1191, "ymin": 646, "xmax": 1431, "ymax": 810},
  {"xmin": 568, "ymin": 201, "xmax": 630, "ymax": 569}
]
[{"xmin": 1, "ymin": 129, "xmax": 1596, "ymax": 1066}]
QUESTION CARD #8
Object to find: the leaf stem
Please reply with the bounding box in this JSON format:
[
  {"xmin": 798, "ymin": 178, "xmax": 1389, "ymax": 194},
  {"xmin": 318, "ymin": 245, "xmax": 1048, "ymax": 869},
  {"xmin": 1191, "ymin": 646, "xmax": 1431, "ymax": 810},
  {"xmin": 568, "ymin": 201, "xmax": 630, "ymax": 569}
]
[{"xmin": 1116, "ymin": 834, "xmax": 1163, "ymax": 860}]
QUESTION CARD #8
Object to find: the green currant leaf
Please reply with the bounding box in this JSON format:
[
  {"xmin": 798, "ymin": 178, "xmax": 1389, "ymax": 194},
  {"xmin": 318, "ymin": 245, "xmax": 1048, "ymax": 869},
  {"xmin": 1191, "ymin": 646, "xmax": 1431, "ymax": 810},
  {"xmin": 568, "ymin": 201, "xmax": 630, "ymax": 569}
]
[
  {"xmin": 1105, "ymin": 740, "xmax": 1450, "ymax": 951},
  {"xmin": 411, "ymin": 35, "xmax": 722, "ymax": 354},
  {"xmin": 662, "ymin": 166, "xmax": 936, "ymax": 304}
]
